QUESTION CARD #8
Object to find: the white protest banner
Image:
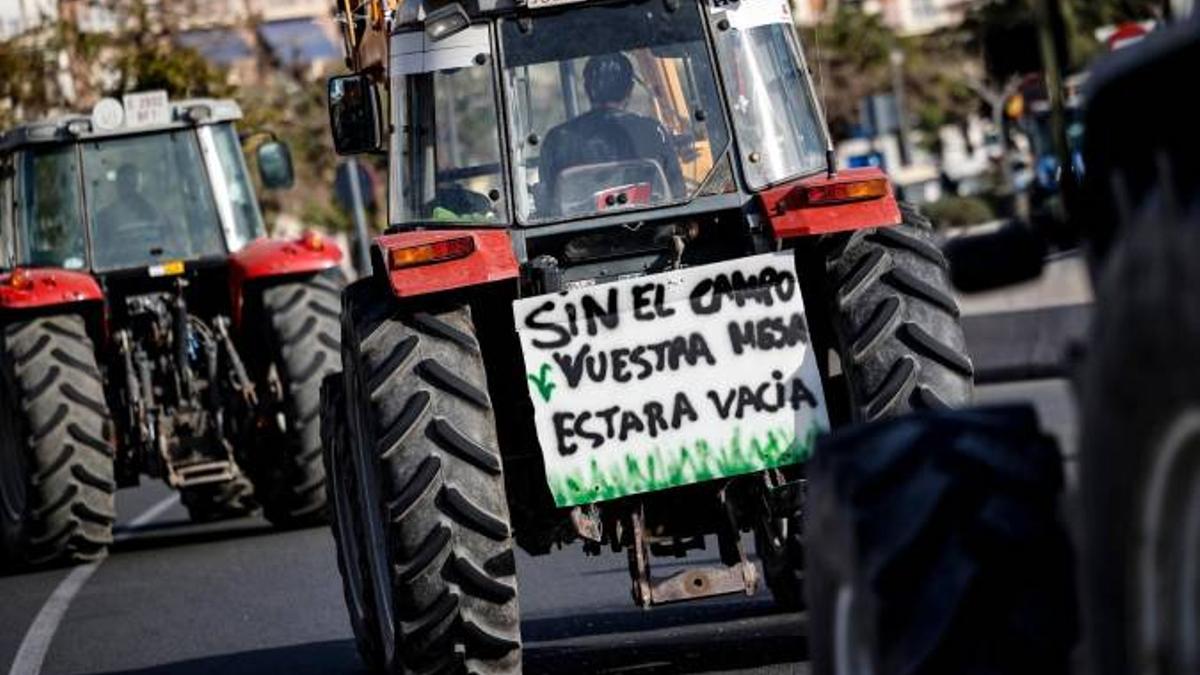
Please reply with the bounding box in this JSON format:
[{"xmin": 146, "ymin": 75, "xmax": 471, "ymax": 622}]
[{"xmin": 513, "ymin": 252, "xmax": 829, "ymax": 508}]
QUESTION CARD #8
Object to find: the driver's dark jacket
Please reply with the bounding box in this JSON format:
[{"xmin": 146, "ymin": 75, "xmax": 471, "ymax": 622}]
[
  {"xmin": 94, "ymin": 194, "xmax": 164, "ymax": 234},
  {"xmin": 538, "ymin": 108, "xmax": 686, "ymax": 215}
]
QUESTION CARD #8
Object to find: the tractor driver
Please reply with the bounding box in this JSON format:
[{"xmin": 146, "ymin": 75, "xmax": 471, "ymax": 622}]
[
  {"xmin": 94, "ymin": 163, "xmax": 167, "ymax": 236},
  {"xmin": 538, "ymin": 53, "xmax": 686, "ymax": 215},
  {"xmin": 92, "ymin": 162, "xmax": 179, "ymax": 266}
]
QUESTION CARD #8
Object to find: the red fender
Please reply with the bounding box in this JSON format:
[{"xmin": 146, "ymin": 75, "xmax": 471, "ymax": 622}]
[
  {"xmin": 759, "ymin": 167, "xmax": 902, "ymax": 239},
  {"xmin": 228, "ymin": 232, "xmax": 344, "ymax": 325},
  {"xmin": 0, "ymin": 268, "xmax": 104, "ymax": 311},
  {"xmin": 375, "ymin": 229, "xmax": 518, "ymax": 298}
]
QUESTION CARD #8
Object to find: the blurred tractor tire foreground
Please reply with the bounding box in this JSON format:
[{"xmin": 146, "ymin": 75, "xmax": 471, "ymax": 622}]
[
  {"xmin": 806, "ymin": 406, "xmax": 1077, "ymax": 675},
  {"xmin": 0, "ymin": 314, "xmax": 116, "ymax": 569},
  {"xmin": 1079, "ymin": 212, "xmax": 1200, "ymax": 675}
]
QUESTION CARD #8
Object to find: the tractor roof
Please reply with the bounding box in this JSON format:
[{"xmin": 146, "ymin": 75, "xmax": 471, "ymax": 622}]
[
  {"xmin": 392, "ymin": 0, "xmax": 561, "ymax": 31},
  {"xmin": 0, "ymin": 98, "xmax": 243, "ymax": 154}
]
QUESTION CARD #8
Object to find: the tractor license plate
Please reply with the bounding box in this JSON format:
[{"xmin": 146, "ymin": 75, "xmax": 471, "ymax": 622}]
[{"xmin": 513, "ymin": 252, "xmax": 830, "ymax": 508}]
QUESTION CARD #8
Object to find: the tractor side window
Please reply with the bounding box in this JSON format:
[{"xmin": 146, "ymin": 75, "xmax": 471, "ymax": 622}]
[
  {"xmin": 18, "ymin": 145, "xmax": 87, "ymax": 270},
  {"xmin": 710, "ymin": 11, "xmax": 827, "ymax": 189},
  {"xmin": 500, "ymin": 0, "xmax": 731, "ymax": 223},
  {"xmin": 211, "ymin": 123, "xmax": 266, "ymax": 250},
  {"xmin": 395, "ymin": 34, "xmax": 507, "ymax": 226},
  {"xmin": 1, "ymin": 159, "xmax": 14, "ymax": 268},
  {"xmin": 82, "ymin": 130, "xmax": 225, "ymax": 271},
  {"xmin": 430, "ymin": 65, "xmax": 505, "ymax": 222}
]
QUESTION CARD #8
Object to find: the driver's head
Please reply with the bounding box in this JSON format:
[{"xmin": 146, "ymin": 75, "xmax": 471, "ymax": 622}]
[
  {"xmin": 584, "ymin": 53, "xmax": 635, "ymax": 109},
  {"xmin": 115, "ymin": 163, "xmax": 141, "ymax": 197}
]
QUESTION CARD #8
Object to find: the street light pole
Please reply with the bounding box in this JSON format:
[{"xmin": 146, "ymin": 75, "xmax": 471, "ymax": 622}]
[
  {"xmin": 346, "ymin": 157, "xmax": 372, "ymax": 277},
  {"xmin": 889, "ymin": 46, "xmax": 912, "ymax": 167}
]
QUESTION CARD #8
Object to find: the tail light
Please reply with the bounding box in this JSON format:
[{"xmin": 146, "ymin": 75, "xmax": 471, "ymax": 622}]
[
  {"xmin": 387, "ymin": 236, "xmax": 475, "ymax": 270},
  {"xmin": 8, "ymin": 268, "xmax": 34, "ymax": 290},
  {"xmin": 300, "ymin": 231, "xmax": 326, "ymax": 252},
  {"xmin": 798, "ymin": 177, "xmax": 890, "ymax": 206}
]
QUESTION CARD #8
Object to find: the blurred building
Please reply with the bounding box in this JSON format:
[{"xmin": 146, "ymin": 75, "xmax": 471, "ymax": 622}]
[
  {"xmin": 793, "ymin": 0, "xmax": 968, "ymax": 35},
  {"xmin": 878, "ymin": 0, "xmax": 967, "ymax": 35},
  {"xmin": 790, "ymin": 0, "xmax": 826, "ymax": 26},
  {"xmin": 174, "ymin": 0, "xmax": 342, "ymax": 80},
  {"xmin": 47, "ymin": 0, "xmax": 340, "ymax": 82},
  {"xmin": 0, "ymin": 0, "xmax": 56, "ymax": 40}
]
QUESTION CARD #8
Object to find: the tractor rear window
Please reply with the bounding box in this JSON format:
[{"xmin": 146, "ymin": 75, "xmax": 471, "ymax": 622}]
[
  {"xmin": 81, "ymin": 130, "xmax": 225, "ymax": 271},
  {"xmin": 501, "ymin": 0, "xmax": 731, "ymax": 223}
]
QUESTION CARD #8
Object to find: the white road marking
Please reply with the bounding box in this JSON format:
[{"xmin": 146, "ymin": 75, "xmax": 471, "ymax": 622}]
[
  {"xmin": 7, "ymin": 493, "xmax": 181, "ymax": 675},
  {"xmin": 114, "ymin": 493, "xmax": 182, "ymax": 541}
]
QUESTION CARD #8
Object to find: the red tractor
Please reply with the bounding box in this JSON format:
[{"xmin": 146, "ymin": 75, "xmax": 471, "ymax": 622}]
[
  {"xmin": 0, "ymin": 95, "xmax": 345, "ymax": 571},
  {"xmin": 320, "ymin": 1, "xmax": 972, "ymax": 672}
]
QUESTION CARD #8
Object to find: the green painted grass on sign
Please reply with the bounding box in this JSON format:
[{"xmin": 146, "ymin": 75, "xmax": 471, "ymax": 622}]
[{"xmin": 547, "ymin": 425, "xmax": 819, "ymax": 507}]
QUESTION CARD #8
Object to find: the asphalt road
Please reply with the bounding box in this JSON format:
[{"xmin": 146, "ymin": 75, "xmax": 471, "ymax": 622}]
[{"xmin": 0, "ymin": 379, "xmax": 1076, "ymax": 675}]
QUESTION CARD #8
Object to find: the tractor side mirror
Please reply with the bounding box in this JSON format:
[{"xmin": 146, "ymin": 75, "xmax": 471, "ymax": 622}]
[
  {"xmin": 328, "ymin": 73, "xmax": 383, "ymax": 156},
  {"xmin": 256, "ymin": 140, "xmax": 295, "ymax": 190}
]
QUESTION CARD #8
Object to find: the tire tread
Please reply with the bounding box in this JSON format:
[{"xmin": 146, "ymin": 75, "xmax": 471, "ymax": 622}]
[
  {"xmin": 1, "ymin": 315, "xmax": 115, "ymax": 569},
  {"xmin": 338, "ymin": 282, "xmax": 520, "ymax": 674}
]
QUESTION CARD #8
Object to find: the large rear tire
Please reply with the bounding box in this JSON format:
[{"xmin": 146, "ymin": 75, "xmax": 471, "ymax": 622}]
[
  {"xmin": 338, "ymin": 279, "xmax": 521, "ymax": 675},
  {"xmin": 824, "ymin": 204, "xmax": 974, "ymax": 421},
  {"xmin": 0, "ymin": 315, "xmax": 116, "ymax": 571},
  {"xmin": 760, "ymin": 208, "xmax": 974, "ymax": 610},
  {"xmin": 1079, "ymin": 215, "xmax": 1200, "ymax": 675},
  {"xmin": 254, "ymin": 268, "xmax": 345, "ymax": 526},
  {"xmin": 806, "ymin": 407, "xmax": 1076, "ymax": 675}
]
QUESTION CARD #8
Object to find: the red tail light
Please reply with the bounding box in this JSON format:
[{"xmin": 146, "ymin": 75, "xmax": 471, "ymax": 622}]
[
  {"xmin": 8, "ymin": 268, "xmax": 34, "ymax": 290},
  {"xmin": 300, "ymin": 230, "xmax": 326, "ymax": 252},
  {"xmin": 387, "ymin": 236, "xmax": 475, "ymax": 270},
  {"xmin": 799, "ymin": 178, "xmax": 890, "ymax": 206}
]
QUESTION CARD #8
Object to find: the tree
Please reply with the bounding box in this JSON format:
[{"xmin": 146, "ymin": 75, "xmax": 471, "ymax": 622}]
[
  {"xmin": 964, "ymin": 0, "xmax": 1165, "ymax": 84},
  {"xmin": 799, "ymin": 6, "xmax": 980, "ymax": 143},
  {"xmin": 0, "ymin": 36, "xmax": 58, "ymax": 127},
  {"xmin": 799, "ymin": 7, "xmax": 894, "ymax": 138},
  {"xmin": 114, "ymin": 42, "xmax": 231, "ymax": 99}
]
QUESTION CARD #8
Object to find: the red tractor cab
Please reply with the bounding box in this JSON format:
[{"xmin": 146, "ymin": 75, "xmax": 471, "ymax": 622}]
[{"xmin": 0, "ymin": 95, "xmax": 345, "ymax": 570}]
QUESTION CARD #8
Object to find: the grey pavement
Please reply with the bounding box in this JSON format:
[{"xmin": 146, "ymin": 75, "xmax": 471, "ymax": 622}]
[
  {"xmin": 0, "ymin": 378, "xmax": 1076, "ymax": 675},
  {"xmin": 957, "ymin": 251, "xmax": 1093, "ymax": 382}
]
